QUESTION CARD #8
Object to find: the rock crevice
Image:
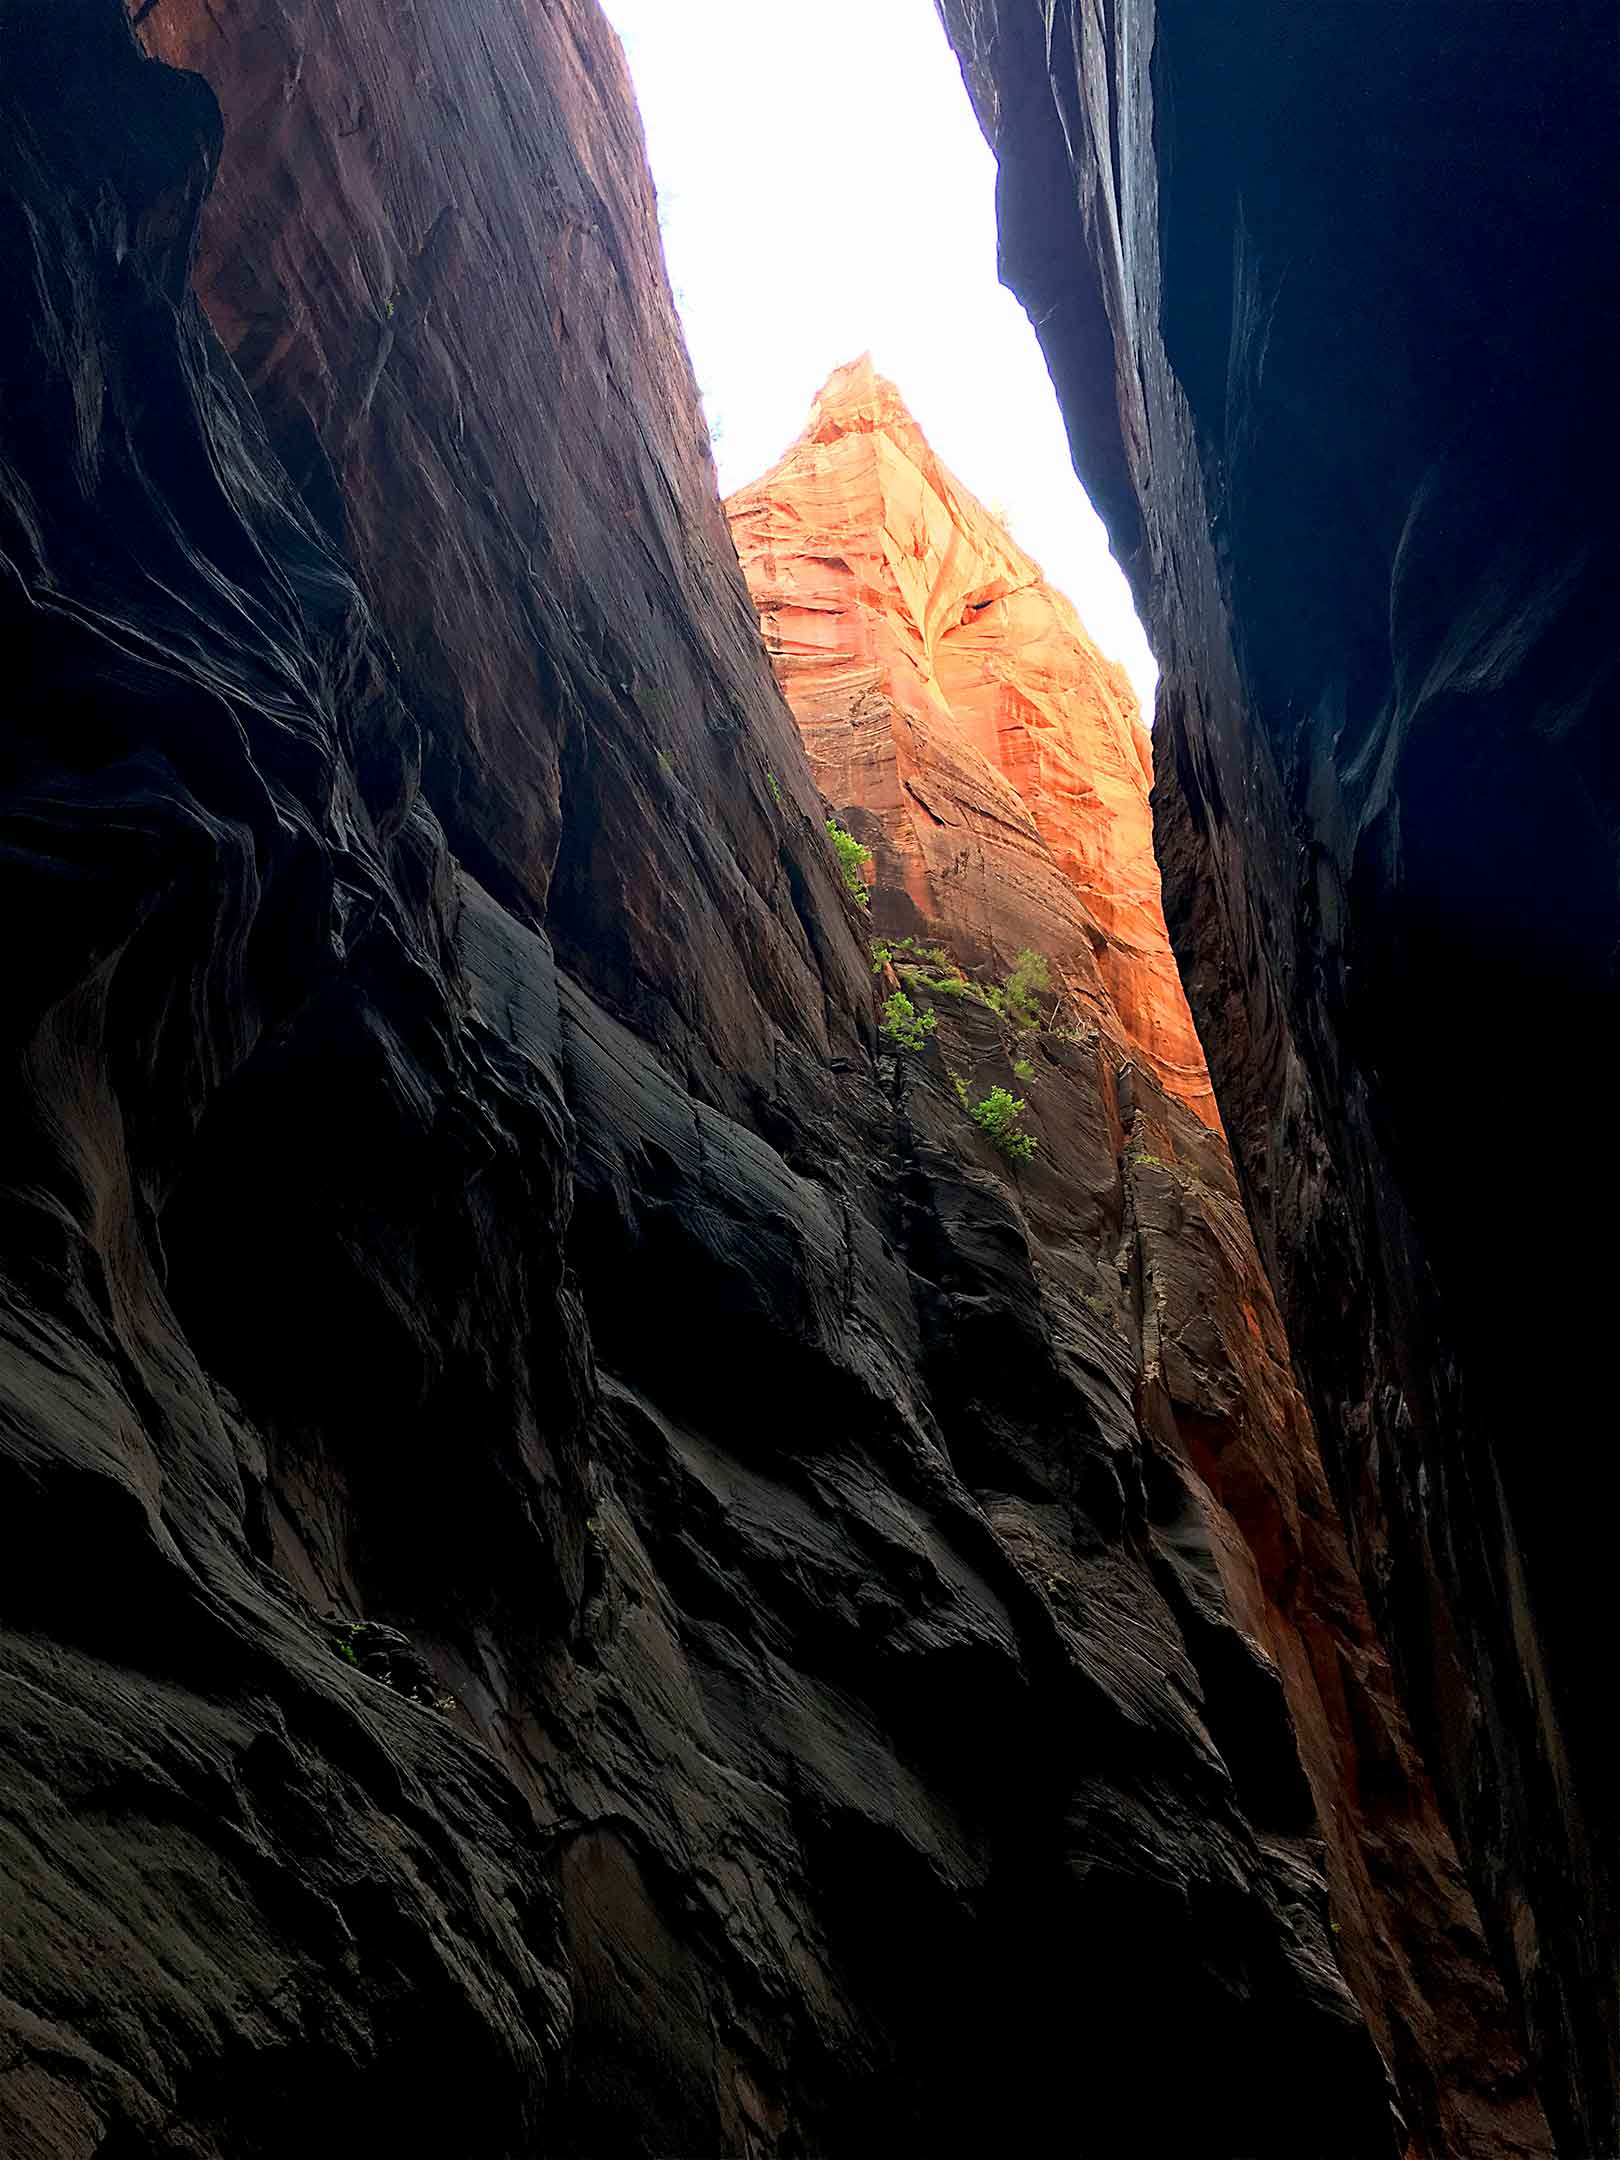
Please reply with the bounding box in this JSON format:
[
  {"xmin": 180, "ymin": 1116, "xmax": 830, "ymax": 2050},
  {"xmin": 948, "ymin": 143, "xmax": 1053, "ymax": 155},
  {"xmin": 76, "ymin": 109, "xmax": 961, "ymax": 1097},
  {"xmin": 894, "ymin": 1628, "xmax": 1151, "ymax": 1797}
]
[{"xmin": 938, "ymin": 0, "xmax": 1618, "ymax": 2148}]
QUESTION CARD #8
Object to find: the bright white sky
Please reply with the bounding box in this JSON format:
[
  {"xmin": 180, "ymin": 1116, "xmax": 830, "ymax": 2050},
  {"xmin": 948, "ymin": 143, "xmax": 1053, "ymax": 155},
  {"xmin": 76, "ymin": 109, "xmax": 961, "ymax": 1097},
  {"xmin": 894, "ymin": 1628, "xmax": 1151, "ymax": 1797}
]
[{"xmin": 600, "ymin": 0, "xmax": 1158, "ymax": 711}]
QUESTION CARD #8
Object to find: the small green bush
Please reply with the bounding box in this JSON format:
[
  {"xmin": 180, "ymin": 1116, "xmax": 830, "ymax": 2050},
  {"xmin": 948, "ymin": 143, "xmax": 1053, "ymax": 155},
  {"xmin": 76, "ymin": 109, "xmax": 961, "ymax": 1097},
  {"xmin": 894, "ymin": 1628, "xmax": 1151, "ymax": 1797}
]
[
  {"xmin": 1011, "ymin": 1056, "xmax": 1035, "ymax": 1081},
  {"xmin": 874, "ymin": 935, "xmax": 952, "ymax": 973},
  {"xmin": 966, "ymin": 1084, "xmax": 1038, "ymax": 1161},
  {"xmin": 881, "ymin": 991, "xmax": 936, "ymax": 1051},
  {"xmin": 1003, "ymin": 947, "xmax": 1051, "ymax": 1029},
  {"xmin": 766, "ymin": 770, "xmax": 784, "ymax": 810},
  {"xmin": 826, "ymin": 817, "xmax": 873, "ymax": 906}
]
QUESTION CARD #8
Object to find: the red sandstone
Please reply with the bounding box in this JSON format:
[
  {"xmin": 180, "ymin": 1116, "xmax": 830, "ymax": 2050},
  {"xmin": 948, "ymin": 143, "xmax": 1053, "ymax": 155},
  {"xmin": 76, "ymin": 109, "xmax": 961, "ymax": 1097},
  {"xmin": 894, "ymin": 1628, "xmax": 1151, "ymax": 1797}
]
[{"xmin": 727, "ymin": 356, "xmax": 1220, "ymax": 1126}]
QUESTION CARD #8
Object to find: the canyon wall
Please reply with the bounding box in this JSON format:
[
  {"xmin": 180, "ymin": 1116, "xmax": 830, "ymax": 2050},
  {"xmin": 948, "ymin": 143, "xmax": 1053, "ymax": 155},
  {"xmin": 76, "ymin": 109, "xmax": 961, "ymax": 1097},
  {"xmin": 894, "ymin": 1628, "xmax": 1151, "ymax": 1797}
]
[
  {"xmin": 0, "ymin": 0, "xmax": 1564, "ymax": 2151},
  {"xmin": 937, "ymin": 1, "xmax": 1620, "ymax": 2151},
  {"xmin": 727, "ymin": 354, "xmax": 1216, "ymax": 1126},
  {"xmin": 728, "ymin": 363, "xmax": 1549, "ymax": 2159}
]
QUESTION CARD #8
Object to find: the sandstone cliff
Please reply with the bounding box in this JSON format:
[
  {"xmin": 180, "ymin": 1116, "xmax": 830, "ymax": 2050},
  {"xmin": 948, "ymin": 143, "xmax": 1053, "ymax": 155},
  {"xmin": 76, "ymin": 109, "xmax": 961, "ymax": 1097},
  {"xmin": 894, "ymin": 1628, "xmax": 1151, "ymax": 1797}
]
[
  {"xmin": 727, "ymin": 355, "xmax": 1217, "ymax": 1126},
  {"xmin": 0, "ymin": 0, "xmax": 1563, "ymax": 2153},
  {"xmin": 938, "ymin": 1, "xmax": 1620, "ymax": 2150},
  {"xmin": 729, "ymin": 366, "xmax": 1549, "ymax": 2160}
]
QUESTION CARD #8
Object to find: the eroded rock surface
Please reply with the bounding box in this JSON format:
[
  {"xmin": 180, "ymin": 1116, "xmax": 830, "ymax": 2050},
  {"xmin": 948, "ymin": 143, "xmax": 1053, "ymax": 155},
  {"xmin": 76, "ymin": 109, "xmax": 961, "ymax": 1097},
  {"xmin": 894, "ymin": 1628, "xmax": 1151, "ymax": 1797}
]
[
  {"xmin": 0, "ymin": 1, "xmax": 1558, "ymax": 2154},
  {"xmin": 939, "ymin": 0, "xmax": 1619, "ymax": 2149},
  {"xmin": 728, "ymin": 356, "xmax": 1217, "ymax": 1125},
  {"xmin": 730, "ymin": 369, "xmax": 1550, "ymax": 2160}
]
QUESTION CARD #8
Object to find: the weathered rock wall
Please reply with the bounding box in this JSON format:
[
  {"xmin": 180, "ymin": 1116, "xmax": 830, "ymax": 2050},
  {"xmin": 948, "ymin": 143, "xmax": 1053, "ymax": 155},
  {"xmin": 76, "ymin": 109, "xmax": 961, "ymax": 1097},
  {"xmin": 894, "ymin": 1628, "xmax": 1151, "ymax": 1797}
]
[
  {"xmin": 937, "ymin": 1, "xmax": 1619, "ymax": 2149},
  {"xmin": 729, "ymin": 364, "xmax": 1549, "ymax": 2160},
  {"xmin": 1, "ymin": 5, "xmax": 1402, "ymax": 2150},
  {"xmin": 727, "ymin": 354, "xmax": 1217, "ymax": 1125},
  {"xmin": 0, "ymin": 0, "xmax": 1567, "ymax": 2151},
  {"xmin": 136, "ymin": 0, "xmax": 870, "ymax": 1106}
]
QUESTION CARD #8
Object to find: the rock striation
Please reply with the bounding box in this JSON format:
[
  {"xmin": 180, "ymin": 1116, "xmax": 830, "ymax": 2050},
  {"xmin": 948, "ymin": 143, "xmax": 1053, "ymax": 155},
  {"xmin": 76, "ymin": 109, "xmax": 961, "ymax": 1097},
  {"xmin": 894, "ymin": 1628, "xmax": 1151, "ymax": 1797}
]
[
  {"xmin": 0, "ymin": 0, "xmax": 1559, "ymax": 2154},
  {"xmin": 938, "ymin": 1, "xmax": 1620, "ymax": 2151},
  {"xmin": 729, "ymin": 367, "xmax": 1550, "ymax": 2160},
  {"xmin": 727, "ymin": 356, "xmax": 1217, "ymax": 1126}
]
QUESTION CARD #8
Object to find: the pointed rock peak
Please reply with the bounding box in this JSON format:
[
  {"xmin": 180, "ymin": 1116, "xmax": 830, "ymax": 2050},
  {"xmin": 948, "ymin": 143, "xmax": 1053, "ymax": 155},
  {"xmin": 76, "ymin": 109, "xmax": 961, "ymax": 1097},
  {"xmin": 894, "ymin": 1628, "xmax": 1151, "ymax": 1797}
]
[
  {"xmin": 803, "ymin": 352, "xmax": 919, "ymax": 449},
  {"xmin": 727, "ymin": 363, "xmax": 1221, "ymax": 1128}
]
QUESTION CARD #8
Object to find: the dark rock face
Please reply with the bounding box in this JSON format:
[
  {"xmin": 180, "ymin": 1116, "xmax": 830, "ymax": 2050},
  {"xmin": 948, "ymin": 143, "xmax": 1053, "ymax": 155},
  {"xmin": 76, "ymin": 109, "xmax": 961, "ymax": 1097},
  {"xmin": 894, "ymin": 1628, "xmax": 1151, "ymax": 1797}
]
[
  {"xmin": 938, "ymin": 1, "xmax": 1620, "ymax": 2149},
  {"xmin": 0, "ymin": 3, "xmax": 1562, "ymax": 2156}
]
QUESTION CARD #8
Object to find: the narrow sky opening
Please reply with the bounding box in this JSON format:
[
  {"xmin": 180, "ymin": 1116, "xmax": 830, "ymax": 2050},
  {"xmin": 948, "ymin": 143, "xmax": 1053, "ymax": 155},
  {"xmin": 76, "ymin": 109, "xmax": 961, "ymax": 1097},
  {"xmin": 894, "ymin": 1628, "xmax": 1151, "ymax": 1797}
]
[{"xmin": 600, "ymin": 0, "xmax": 1158, "ymax": 712}]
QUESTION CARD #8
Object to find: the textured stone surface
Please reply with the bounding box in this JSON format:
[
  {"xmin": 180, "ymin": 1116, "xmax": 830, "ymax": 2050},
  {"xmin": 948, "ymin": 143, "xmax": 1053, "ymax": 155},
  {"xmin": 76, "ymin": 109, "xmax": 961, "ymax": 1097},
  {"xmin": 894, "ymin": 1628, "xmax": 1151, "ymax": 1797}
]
[
  {"xmin": 938, "ymin": 1, "xmax": 1619, "ymax": 2150},
  {"xmin": 0, "ymin": 0, "xmax": 1558, "ymax": 2152},
  {"xmin": 731, "ymin": 364, "xmax": 1549, "ymax": 2160},
  {"xmin": 137, "ymin": 0, "xmax": 863, "ymax": 1107},
  {"xmin": 728, "ymin": 357, "xmax": 1218, "ymax": 1125}
]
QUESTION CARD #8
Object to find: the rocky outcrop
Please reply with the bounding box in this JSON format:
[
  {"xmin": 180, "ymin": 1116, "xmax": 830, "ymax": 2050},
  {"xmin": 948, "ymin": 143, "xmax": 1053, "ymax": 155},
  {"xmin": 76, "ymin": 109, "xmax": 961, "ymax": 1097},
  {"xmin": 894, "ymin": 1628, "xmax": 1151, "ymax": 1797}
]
[
  {"xmin": 730, "ymin": 370, "xmax": 1550, "ymax": 2160},
  {"xmin": 727, "ymin": 356, "xmax": 1218, "ymax": 1126},
  {"xmin": 938, "ymin": 1, "xmax": 1619, "ymax": 2150}
]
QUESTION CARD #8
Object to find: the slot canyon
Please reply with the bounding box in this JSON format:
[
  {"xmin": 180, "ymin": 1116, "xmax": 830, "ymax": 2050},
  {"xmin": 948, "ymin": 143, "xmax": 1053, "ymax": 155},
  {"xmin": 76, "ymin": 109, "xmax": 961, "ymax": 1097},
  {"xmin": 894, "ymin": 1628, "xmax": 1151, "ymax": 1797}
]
[{"xmin": 1, "ymin": 2, "xmax": 1613, "ymax": 2155}]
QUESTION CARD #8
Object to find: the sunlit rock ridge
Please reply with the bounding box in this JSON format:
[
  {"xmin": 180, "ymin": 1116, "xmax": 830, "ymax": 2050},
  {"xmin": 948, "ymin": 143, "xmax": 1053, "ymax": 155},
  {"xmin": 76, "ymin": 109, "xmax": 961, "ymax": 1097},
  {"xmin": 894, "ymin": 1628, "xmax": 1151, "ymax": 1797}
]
[{"xmin": 728, "ymin": 356, "xmax": 1218, "ymax": 1126}]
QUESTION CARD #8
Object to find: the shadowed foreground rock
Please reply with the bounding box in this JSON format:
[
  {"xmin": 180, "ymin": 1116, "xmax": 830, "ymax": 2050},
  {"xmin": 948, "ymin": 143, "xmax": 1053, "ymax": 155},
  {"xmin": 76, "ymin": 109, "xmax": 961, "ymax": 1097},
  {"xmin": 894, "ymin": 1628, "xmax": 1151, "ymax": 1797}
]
[
  {"xmin": 938, "ymin": 0, "xmax": 1619, "ymax": 2150},
  {"xmin": 0, "ymin": 0, "xmax": 1560, "ymax": 2153}
]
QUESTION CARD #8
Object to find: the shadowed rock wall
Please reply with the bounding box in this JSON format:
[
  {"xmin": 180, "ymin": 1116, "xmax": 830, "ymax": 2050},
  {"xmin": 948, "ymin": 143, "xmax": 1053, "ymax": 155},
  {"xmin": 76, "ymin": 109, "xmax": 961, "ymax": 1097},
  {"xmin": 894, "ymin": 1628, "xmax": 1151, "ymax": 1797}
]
[
  {"xmin": 0, "ymin": 0, "xmax": 1565, "ymax": 2151},
  {"xmin": 727, "ymin": 354, "xmax": 1217, "ymax": 1126},
  {"xmin": 937, "ymin": 1, "xmax": 1619, "ymax": 2149}
]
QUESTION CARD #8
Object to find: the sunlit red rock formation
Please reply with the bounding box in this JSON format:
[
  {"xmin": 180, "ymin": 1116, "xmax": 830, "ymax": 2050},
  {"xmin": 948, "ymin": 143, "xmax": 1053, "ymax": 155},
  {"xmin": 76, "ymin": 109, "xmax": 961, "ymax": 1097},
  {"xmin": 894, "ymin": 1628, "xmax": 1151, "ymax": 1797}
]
[
  {"xmin": 729, "ymin": 359, "xmax": 1549, "ymax": 2159},
  {"xmin": 727, "ymin": 355, "xmax": 1218, "ymax": 1126}
]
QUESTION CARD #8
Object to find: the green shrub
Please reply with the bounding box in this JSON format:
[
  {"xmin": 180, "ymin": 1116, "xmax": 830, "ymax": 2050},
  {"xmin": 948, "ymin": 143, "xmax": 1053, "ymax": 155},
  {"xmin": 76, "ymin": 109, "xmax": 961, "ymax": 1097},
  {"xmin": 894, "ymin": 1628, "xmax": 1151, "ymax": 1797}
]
[
  {"xmin": 905, "ymin": 967, "xmax": 972, "ymax": 998},
  {"xmin": 1011, "ymin": 1056, "xmax": 1035, "ymax": 1081},
  {"xmin": 875, "ymin": 937, "xmax": 944, "ymax": 973},
  {"xmin": 966, "ymin": 1085, "xmax": 1038, "ymax": 1161},
  {"xmin": 766, "ymin": 771, "xmax": 784, "ymax": 810},
  {"xmin": 1003, "ymin": 947, "xmax": 1051, "ymax": 1029},
  {"xmin": 881, "ymin": 991, "xmax": 936, "ymax": 1051},
  {"xmin": 826, "ymin": 817, "xmax": 873, "ymax": 906}
]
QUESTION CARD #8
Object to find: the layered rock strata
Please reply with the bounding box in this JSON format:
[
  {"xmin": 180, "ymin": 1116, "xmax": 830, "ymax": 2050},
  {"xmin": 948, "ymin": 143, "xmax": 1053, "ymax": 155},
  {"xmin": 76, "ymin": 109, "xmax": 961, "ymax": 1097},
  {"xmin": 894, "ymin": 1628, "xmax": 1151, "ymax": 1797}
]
[
  {"xmin": 728, "ymin": 355, "xmax": 1216, "ymax": 1126},
  {"xmin": 938, "ymin": 1, "xmax": 1620, "ymax": 2149},
  {"xmin": 729, "ymin": 367, "xmax": 1549, "ymax": 2160},
  {"xmin": 0, "ymin": 0, "xmax": 1557, "ymax": 2153}
]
